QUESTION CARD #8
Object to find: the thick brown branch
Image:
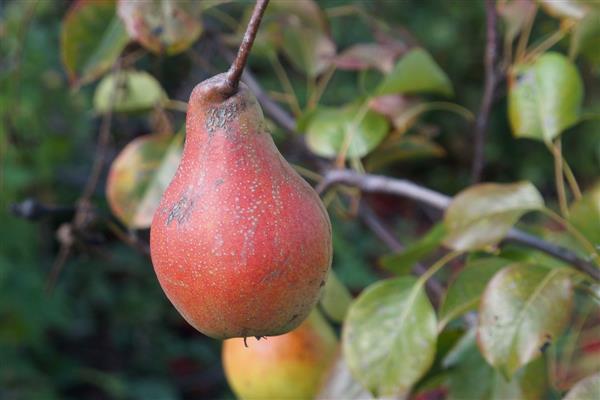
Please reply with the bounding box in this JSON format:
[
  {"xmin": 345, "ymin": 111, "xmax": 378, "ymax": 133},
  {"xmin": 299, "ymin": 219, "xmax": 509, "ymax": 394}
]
[
  {"xmin": 223, "ymin": 0, "xmax": 270, "ymax": 95},
  {"xmin": 471, "ymin": 0, "xmax": 499, "ymax": 182}
]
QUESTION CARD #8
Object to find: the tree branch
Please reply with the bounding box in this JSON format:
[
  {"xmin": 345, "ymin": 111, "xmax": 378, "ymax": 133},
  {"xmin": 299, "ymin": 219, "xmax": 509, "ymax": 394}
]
[
  {"xmin": 319, "ymin": 169, "xmax": 600, "ymax": 281},
  {"xmin": 471, "ymin": 0, "xmax": 499, "ymax": 183}
]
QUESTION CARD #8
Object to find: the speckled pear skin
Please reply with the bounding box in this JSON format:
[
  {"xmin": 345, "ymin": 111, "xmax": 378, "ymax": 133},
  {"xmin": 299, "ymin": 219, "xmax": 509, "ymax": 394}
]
[{"xmin": 150, "ymin": 73, "xmax": 332, "ymax": 339}]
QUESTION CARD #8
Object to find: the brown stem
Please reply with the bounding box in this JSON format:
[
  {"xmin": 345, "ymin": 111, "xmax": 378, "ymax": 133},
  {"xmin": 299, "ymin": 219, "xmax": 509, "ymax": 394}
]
[
  {"xmin": 471, "ymin": 0, "xmax": 499, "ymax": 183},
  {"xmin": 223, "ymin": 0, "xmax": 270, "ymax": 96}
]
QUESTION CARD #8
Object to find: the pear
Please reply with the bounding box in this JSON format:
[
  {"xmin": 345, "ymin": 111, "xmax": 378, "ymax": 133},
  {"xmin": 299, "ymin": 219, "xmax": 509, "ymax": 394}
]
[
  {"xmin": 150, "ymin": 73, "xmax": 332, "ymax": 339},
  {"xmin": 222, "ymin": 310, "xmax": 337, "ymax": 400}
]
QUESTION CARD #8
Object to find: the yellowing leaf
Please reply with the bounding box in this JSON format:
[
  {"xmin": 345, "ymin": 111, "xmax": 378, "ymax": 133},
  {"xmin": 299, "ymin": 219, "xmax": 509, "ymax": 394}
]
[
  {"xmin": 106, "ymin": 133, "xmax": 183, "ymax": 228},
  {"xmin": 508, "ymin": 52, "xmax": 583, "ymax": 142},
  {"xmin": 61, "ymin": 0, "xmax": 129, "ymax": 86},
  {"xmin": 478, "ymin": 264, "xmax": 573, "ymax": 378},
  {"xmin": 117, "ymin": 0, "xmax": 203, "ymax": 55},
  {"xmin": 444, "ymin": 181, "xmax": 544, "ymax": 251},
  {"xmin": 343, "ymin": 277, "xmax": 437, "ymax": 397},
  {"xmin": 94, "ymin": 70, "xmax": 167, "ymax": 113}
]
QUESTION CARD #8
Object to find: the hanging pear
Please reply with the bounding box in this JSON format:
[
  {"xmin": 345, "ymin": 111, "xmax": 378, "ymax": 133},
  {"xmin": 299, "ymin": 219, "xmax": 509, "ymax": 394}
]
[{"xmin": 150, "ymin": 0, "xmax": 332, "ymax": 340}]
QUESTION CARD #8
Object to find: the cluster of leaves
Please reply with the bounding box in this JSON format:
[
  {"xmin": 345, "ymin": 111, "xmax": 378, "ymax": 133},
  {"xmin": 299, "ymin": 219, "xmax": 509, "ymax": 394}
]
[{"xmin": 2, "ymin": 0, "xmax": 599, "ymax": 399}]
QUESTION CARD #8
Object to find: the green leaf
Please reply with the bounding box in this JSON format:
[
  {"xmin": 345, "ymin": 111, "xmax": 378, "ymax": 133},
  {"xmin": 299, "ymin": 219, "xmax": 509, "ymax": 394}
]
[
  {"xmin": 376, "ymin": 48, "xmax": 454, "ymax": 97},
  {"xmin": 319, "ymin": 270, "xmax": 353, "ymax": 323},
  {"xmin": 61, "ymin": 0, "xmax": 129, "ymax": 86},
  {"xmin": 564, "ymin": 372, "xmax": 600, "ymax": 400},
  {"xmin": 365, "ymin": 135, "xmax": 446, "ymax": 171},
  {"xmin": 508, "ymin": 52, "xmax": 584, "ymax": 142},
  {"xmin": 282, "ymin": 24, "xmax": 336, "ymax": 77},
  {"xmin": 117, "ymin": 0, "xmax": 204, "ymax": 55},
  {"xmin": 444, "ymin": 329, "xmax": 547, "ymax": 400},
  {"xmin": 569, "ymin": 182, "xmax": 600, "ymax": 248},
  {"xmin": 342, "ymin": 277, "xmax": 437, "ymax": 397},
  {"xmin": 443, "ymin": 181, "xmax": 544, "ymax": 251},
  {"xmin": 438, "ymin": 258, "xmax": 510, "ymax": 330},
  {"xmin": 380, "ymin": 223, "xmax": 446, "ymax": 275},
  {"xmin": 106, "ymin": 133, "xmax": 183, "ymax": 228},
  {"xmin": 305, "ymin": 104, "xmax": 390, "ymax": 159},
  {"xmin": 570, "ymin": 10, "xmax": 600, "ymax": 67},
  {"xmin": 478, "ymin": 263, "xmax": 574, "ymax": 378},
  {"xmin": 316, "ymin": 352, "xmax": 374, "ymax": 400},
  {"xmin": 93, "ymin": 70, "xmax": 167, "ymax": 113}
]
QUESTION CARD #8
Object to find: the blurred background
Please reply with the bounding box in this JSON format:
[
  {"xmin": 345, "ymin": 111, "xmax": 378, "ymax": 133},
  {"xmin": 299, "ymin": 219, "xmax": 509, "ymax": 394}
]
[{"xmin": 1, "ymin": 0, "xmax": 598, "ymax": 399}]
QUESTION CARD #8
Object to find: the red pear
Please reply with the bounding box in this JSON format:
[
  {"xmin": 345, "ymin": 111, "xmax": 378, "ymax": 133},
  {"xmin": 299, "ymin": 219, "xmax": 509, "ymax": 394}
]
[{"xmin": 150, "ymin": 73, "xmax": 332, "ymax": 339}]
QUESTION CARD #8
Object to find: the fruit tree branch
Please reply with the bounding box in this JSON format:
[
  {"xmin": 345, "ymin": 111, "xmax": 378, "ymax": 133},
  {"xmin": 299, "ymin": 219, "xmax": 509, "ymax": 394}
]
[
  {"xmin": 224, "ymin": 0, "xmax": 270, "ymax": 95},
  {"xmin": 471, "ymin": 0, "xmax": 499, "ymax": 182},
  {"xmin": 318, "ymin": 169, "xmax": 600, "ymax": 281},
  {"xmin": 222, "ymin": 50, "xmax": 599, "ymax": 282}
]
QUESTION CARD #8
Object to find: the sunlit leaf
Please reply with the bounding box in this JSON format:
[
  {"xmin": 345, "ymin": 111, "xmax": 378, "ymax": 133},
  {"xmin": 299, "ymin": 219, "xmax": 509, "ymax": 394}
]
[
  {"xmin": 305, "ymin": 104, "xmax": 390, "ymax": 159},
  {"xmin": 569, "ymin": 182, "xmax": 600, "ymax": 248},
  {"xmin": 343, "ymin": 277, "xmax": 437, "ymax": 397},
  {"xmin": 444, "ymin": 329, "xmax": 547, "ymax": 400},
  {"xmin": 334, "ymin": 43, "xmax": 402, "ymax": 73},
  {"xmin": 319, "ymin": 270, "xmax": 353, "ymax": 323},
  {"xmin": 438, "ymin": 258, "xmax": 510, "ymax": 329},
  {"xmin": 570, "ymin": 10, "xmax": 600, "ymax": 67},
  {"xmin": 316, "ymin": 351, "xmax": 374, "ymax": 400},
  {"xmin": 478, "ymin": 263, "xmax": 573, "ymax": 378},
  {"xmin": 117, "ymin": 0, "xmax": 204, "ymax": 55},
  {"xmin": 443, "ymin": 181, "xmax": 544, "ymax": 251},
  {"xmin": 564, "ymin": 372, "xmax": 600, "ymax": 400},
  {"xmin": 376, "ymin": 48, "xmax": 454, "ymax": 97},
  {"xmin": 365, "ymin": 136, "xmax": 446, "ymax": 171},
  {"xmin": 94, "ymin": 70, "xmax": 167, "ymax": 113},
  {"xmin": 106, "ymin": 133, "xmax": 183, "ymax": 228},
  {"xmin": 380, "ymin": 223, "xmax": 446, "ymax": 275},
  {"xmin": 508, "ymin": 52, "xmax": 583, "ymax": 142},
  {"xmin": 61, "ymin": 0, "xmax": 129, "ymax": 86}
]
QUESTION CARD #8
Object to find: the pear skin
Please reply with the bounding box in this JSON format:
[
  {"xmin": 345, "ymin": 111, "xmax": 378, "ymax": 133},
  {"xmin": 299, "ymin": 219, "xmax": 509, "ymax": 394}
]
[{"xmin": 150, "ymin": 74, "xmax": 332, "ymax": 339}]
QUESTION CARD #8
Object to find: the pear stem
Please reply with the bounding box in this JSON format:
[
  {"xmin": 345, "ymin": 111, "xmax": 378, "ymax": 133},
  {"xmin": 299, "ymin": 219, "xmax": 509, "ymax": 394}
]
[{"xmin": 224, "ymin": 0, "xmax": 270, "ymax": 96}]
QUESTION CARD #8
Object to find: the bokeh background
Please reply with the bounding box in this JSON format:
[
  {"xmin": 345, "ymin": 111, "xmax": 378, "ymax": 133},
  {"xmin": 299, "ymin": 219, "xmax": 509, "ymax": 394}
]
[{"xmin": 1, "ymin": 0, "xmax": 599, "ymax": 399}]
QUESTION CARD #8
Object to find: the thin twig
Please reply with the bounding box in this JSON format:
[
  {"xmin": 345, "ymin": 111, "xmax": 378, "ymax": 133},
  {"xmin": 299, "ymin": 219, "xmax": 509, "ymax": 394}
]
[
  {"xmin": 47, "ymin": 63, "xmax": 122, "ymax": 292},
  {"xmin": 551, "ymin": 140, "xmax": 569, "ymax": 217},
  {"xmin": 318, "ymin": 169, "xmax": 600, "ymax": 281},
  {"xmin": 471, "ymin": 0, "xmax": 499, "ymax": 183},
  {"xmin": 223, "ymin": 0, "xmax": 270, "ymax": 95},
  {"xmin": 359, "ymin": 204, "xmax": 445, "ymax": 306}
]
